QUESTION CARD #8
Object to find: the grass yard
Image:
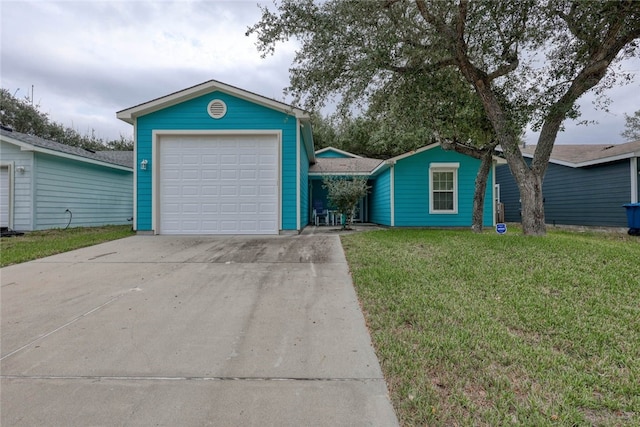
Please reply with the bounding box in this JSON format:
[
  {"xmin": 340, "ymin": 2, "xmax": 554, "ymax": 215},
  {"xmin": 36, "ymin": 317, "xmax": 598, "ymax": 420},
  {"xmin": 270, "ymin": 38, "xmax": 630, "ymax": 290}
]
[
  {"xmin": 0, "ymin": 225, "xmax": 134, "ymax": 267},
  {"xmin": 341, "ymin": 228, "xmax": 639, "ymax": 426}
]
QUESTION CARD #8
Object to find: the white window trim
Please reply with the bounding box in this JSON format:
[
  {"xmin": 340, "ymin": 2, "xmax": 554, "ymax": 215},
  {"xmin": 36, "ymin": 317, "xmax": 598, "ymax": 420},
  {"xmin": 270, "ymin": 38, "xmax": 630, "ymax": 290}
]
[{"xmin": 429, "ymin": 162, "xmax": 459, "ymax": 214}]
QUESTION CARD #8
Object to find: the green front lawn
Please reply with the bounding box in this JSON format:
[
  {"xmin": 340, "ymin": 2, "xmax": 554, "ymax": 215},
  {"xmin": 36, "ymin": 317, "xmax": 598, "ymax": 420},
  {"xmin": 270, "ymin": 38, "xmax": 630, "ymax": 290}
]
[
  {"xmin": 341, "ymin": 228, "xmax": 639, "ymax": 426},
  {"xmin": 0, "ymin": 225, "xmax": 134, "ymax": 267}
]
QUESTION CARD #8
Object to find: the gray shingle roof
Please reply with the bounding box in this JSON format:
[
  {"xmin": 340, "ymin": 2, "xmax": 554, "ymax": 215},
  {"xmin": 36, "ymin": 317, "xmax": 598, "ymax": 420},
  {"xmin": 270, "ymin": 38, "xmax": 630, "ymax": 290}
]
[
  {"xmin": 309, "ymin": 157, "xmax": 383, "ymax": 174},
  {"xmin": 0, "ymin": 128, "xmax": 133, "ymax": 169},
  {"xmin": 519, "ymin": 140, "xmax": 640, "ymax": 166}
]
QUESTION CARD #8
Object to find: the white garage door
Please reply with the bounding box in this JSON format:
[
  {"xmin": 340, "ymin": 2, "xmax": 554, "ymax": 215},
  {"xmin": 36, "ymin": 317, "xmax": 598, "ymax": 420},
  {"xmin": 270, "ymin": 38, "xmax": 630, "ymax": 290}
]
[
  {"xmin": 0, "ymin": 166, "xmax": 9, "ymax": 228},
  {"xmin": 158, "ymin": 135, "xmax": 279, "ymax": 235}
]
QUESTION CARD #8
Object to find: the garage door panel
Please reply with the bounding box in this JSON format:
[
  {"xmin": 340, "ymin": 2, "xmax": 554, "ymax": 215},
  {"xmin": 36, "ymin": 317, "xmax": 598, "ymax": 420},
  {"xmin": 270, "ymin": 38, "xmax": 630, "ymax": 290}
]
[
  {"xmin": 221, "ymin": 170, "xmax": 238, "ymax": 180},
  {"xmin": 202, "ymin": 203, "xmax": 219, "ymax": 213},
  {"xmin": 240, "ymin": 203, "xmax": 257, "ymax": 214},
  {"xmin": 201, "ymin": 170, "xmax": 219, "ymax": 180},
  {"xmin": 201, "ymin": 186, "xmax": 219, "ymax": 196},
  {"xmin": 220, "ymin": 203, "xmax": 238, "ymax": 214},
  {"xmin": 239, "ymin": 185, "xmax": 257, "ymax": 196},
  {"xmin": 259, "ymin": 202, "xmax": 277, "ymax": 214},
  {"xmin": 240, "ymin": 154, "xmax": 257, "ymax": 165},
  {"xmin": 240, "ymin": 170, "xmax": 257, "ymax": 180},
  {"xmin": 221, "ymin": 154, "xmax": 237, "ymax": 165},
  {"xmin": 182, "ymin": 187, "xmax": 199, "ymax": 196},
  {"xmin": 259, "ymin": 185, "xmax": 277, "ymax": 196},
  {"xmin": 219, "ymin": 186, "xmax": 237, "ymax": 196},
  {"xmin": 159, "ymin": 134, "xmax": 279, "ymax": 235}
]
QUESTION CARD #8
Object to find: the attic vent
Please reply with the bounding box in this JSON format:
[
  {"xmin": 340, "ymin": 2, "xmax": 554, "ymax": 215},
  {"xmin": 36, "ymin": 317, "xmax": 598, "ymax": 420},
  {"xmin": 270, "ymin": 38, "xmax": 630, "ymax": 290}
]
[
  {"xmin": 602, "ymin": 145, "xmax": 615, "ymax": 151},
  {"xmin": 207, "ymin": 99, "xmax": 227, "ymax": 119}
]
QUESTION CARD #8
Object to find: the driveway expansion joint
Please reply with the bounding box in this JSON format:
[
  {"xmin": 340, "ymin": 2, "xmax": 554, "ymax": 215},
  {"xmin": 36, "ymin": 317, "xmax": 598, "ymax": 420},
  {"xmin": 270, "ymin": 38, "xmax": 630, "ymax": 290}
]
[{"xmin": 1, "ymin": 375, "xmax": 386, "ymax": 382}]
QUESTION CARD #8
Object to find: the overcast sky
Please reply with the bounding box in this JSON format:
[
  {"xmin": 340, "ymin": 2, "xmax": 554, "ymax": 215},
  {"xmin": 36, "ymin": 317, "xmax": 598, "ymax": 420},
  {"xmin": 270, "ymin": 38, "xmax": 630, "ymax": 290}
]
[{"xmin": 1, "ymin": 0, "xmax": 639, "ymax": 146}]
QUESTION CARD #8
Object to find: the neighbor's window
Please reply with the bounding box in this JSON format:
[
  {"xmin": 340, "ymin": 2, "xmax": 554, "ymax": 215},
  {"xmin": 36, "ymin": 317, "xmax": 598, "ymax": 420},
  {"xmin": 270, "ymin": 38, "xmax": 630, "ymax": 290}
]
[{"xmin": 429, "ymin": 163, "xmax": 459, "ymax": 214}]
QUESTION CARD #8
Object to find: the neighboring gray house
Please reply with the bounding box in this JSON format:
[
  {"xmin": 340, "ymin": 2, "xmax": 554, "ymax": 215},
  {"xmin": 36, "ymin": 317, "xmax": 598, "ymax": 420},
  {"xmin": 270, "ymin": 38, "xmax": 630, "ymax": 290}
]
[
  {"xmin": 496, "ymin": 140, "xmax": 640, "ymax": 227},
  {"xmin": 0, "ymin": 128, "xmax": 133, "ymax": 232}
]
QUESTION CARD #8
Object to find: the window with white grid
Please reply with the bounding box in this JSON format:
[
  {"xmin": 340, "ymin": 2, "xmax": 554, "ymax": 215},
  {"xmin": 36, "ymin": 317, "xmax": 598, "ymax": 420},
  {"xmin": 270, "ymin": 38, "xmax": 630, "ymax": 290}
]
[{"xmin": 429, "ymin": 163, "xmax": 459, "ymax": 214}]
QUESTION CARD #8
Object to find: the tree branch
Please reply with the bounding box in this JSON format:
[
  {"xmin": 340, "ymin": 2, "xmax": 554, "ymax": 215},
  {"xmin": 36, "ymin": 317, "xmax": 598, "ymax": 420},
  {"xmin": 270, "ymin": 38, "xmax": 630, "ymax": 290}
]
[
  {"xmin": 487, "ymin": 57, "xmax": 519, "ymax": 80},
  {"xmin": 386, "ymin": 58, "xmax": 457, "ymax": 74},
  {"xmin": 438, "ymin": 134, "xmax": 496, "ymax": 159},
  {"xmin": 383, "ymin": 0, "xmax": 401, "ymax": 8},
  {"xmin": 533, "ymin": 24, "xmax": 640, "ymax": 173}
]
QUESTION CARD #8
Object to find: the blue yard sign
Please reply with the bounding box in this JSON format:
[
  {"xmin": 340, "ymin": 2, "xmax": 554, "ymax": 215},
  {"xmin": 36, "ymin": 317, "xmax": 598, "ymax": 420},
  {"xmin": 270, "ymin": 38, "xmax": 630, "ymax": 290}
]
[{"xmin": 496, "ymin": 223, "xmax": 507, "ymax": 235}]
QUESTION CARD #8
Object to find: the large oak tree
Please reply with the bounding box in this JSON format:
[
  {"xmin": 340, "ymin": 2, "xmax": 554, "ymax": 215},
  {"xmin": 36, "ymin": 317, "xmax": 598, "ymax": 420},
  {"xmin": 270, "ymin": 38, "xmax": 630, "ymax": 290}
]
[{"xmin": 248, "ymin": 0, "xmax": 640, "ymax": 235}]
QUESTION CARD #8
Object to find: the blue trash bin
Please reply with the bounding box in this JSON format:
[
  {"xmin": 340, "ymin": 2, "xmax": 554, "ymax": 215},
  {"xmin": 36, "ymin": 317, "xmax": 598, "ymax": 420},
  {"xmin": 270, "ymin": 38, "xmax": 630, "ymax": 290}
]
[{"xmin": 623, "ymin": 203, "xmax": 640, "ymax": 236}]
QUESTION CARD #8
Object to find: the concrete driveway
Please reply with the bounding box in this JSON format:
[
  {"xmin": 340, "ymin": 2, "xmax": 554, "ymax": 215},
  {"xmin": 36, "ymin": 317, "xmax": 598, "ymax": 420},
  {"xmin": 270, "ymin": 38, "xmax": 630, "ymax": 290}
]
[{"xmin": 1, "ymin": 235, "xmax": 398, "ymax": 426}]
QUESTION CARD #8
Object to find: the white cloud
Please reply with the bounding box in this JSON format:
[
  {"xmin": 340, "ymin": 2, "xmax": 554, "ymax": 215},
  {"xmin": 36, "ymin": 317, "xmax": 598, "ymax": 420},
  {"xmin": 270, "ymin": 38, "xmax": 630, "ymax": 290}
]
[
  {"xmin": 1, "ymin": 0, "xmax": 297, "ymax": 141},
  {"xmin": 1, "ymin": 1, "xmax": 638, "ymax": 145}
]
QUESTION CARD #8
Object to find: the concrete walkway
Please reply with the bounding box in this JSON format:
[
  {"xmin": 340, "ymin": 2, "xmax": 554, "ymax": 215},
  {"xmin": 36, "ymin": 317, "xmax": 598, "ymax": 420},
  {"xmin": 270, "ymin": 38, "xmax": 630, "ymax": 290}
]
[{"xmin": 1, "ymin": 234, "xmax": 398, "ymax": 426}]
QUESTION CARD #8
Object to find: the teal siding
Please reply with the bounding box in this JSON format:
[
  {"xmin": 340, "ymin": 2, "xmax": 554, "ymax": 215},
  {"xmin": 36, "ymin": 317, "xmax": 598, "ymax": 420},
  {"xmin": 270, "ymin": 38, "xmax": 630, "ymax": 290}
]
[
  {"xmin": 393, "ymin": 146, "xmax": 493, "ymax": 227},
  {"xmin": 299, "ymin": 135, "xmax": 310, "ymax": 227},
  {"xmin": 33, "ymin": 153, "xmax": 132, "ymax": 229},
  {"xmin": 316, "ymin": 150, "xmax": 351, "ymax": 158},
  {"xmin": 0, "ymin": 141, "xmax": 34, "ymax": 230},
  {"xmin": 135, "ymin": 91, "xmax": 299, "ymax": 232},
  {"xmin": 370, "ymin": 168, "xmax": 391, "ymax": 225}
]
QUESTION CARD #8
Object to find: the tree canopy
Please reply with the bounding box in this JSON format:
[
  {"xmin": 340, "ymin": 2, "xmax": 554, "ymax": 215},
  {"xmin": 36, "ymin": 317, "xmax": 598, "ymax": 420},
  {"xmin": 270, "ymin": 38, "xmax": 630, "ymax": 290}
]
[
  {"xmin": 0, "ymin": 88, "xmax": 132, "ymax": 151},
  {"xmin": 248, "ymin": 0, "xmax": 640, "ymax": 235},
  {"xmin": 621, "ymin": 110, "xmax": 640, "ymax": 142}
]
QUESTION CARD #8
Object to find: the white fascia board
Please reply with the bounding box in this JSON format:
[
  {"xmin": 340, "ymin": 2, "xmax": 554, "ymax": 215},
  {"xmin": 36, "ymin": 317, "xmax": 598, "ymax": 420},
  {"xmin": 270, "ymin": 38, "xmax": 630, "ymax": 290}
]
[
  {"xmin": 502, "ymin": 148, "xmax": 638, "ymax": 168},
  {"xmin": 2, "ymin": 136, "xmax": 132, "ymax": 172},
  {"xmin": 370, "ymin": 161, "xmax": 391, "ymax": 176},
  {"xmin": 386, "ymin": 142, "xmax": 441, "ymax": 163},
  {"xmin": 573, "ymin": 151, "xmax": 638, "ymax": 168},
  {"xmin": 117, "ymin": 80, "xmax": 309, "ymax": 124},
  {"xmin": 493, "ymin": 156, "xmax": 508, "ymax": 165}
]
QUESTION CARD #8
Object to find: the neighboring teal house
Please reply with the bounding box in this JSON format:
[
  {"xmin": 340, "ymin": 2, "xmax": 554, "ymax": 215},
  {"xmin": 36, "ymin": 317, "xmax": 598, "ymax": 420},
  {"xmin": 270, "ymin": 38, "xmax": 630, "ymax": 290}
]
[
  {"xmin": 0, "ymin": 128, "xmax": 133, "ymax": 232},
  {"xmin": 370, "ymin": 144, "xmax": 499, "ymax": 227},
  {"xmin": 117, "ymin": 80, "xmax": 314, "ymax": 235},
  {"xmin": 309, "ymin": 147, "xmax": 382, "ymax": 223},
  {"xmin": 311, "ymin": 144, "xmax": 501, "ymax": 228},
  {"xmin": 116, "ymin": 80, "xmax": 499, "ymax": 235}
]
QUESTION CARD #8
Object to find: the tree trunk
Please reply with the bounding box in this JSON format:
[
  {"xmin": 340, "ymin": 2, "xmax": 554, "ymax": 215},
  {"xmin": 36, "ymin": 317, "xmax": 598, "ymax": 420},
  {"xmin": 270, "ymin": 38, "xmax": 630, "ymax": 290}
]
[
  {"xmin": 439, "ymin": 138, "xmax": 495, "ymax": 233},
  {"xmin": 471, "ymin": 150, "xmax": 493, "ymax": 233},
  {"xmin": 517, "ymin": 169, "xmax": 546, "ymax": 235}
]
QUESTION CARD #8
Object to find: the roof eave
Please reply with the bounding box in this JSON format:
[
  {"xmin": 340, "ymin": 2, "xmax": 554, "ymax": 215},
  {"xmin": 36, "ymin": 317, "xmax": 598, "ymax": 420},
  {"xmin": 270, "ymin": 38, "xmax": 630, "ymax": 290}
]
[
  {"xmin": 116, "ymin": 79, "xmax": 309, "ymax": 124},
  {"xmin": 1, "ymin": 134, "xmax": 133, "ymax": 172}
]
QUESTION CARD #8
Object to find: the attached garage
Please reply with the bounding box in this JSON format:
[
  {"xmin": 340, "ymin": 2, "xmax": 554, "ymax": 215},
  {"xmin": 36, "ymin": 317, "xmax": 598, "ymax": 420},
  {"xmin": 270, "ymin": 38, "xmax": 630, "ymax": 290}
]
[
  {"xmin": 156, "ymin": 134, "xmax": 279, "ymax": 235},
  {"xmin": 117, "ymin": 79, "xmax": 315, "ymax": 235}
]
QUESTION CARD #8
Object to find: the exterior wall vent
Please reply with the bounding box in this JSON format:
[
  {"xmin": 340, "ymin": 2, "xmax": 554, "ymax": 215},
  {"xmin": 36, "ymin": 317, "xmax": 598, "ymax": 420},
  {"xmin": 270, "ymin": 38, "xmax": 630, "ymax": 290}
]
[{"xmin": 207, "ymin": 99, "xmax": 227, "ymax": 119}]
